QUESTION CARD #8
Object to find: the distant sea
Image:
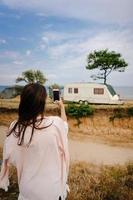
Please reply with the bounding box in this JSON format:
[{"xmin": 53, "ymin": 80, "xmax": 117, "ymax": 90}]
[
  {"xmin": 0, "ymin": 85, "xmax": 9, "ymax": 92},
  {"xmin": 0, "ymin": 85, "xmax": 133, "ymax": 100},
  {"xmin": 114, "ymin": 86, "xmax": 133, "ymax": 100}
]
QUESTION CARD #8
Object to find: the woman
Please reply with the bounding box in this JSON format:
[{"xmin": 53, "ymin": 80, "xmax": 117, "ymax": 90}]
[{"xmin": 0, "ymin": 83, "xmax": 69, "ymax": 200}]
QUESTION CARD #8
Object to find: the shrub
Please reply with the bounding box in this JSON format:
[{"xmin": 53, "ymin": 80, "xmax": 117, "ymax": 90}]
[
  {"xmin": 127, "ymin": 107, "xmax": 133, "ymax": 117},
  {"xmin": 66, "ymin": 104, "xmax": 94, "ymax": 126},
  {"xmin": 110, "ymin": 107, "xmax": 133, "ymax": 121}
]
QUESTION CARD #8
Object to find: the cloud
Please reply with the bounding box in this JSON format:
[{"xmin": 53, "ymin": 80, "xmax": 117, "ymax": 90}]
[
  {"xmin": 26, "ymin": 50, "xmax": 31, "ymax": 56},
  {"xmin": 36, "ymin": 12, "xmax": 47, "ymax": 17},
  {"xmin": 42, "ymin": 36, "xmax": 49, "ymax": 43},
  {"xmin": 42, "ymin": 31, "xmax": 75, "ymax": 42},
  {"xmin": 39, "ymin": 44, "xmax": 47, "ymax": 50},
  {"xmin": 0, "ymin": 63, "xmax": 20, "ymax": 84},
  {"xmin": 37, "ymin": 36, "xmax": 49, "ymax": 50},
  {"xmin": 13, "ymin": 60, "xmax": 23, "ymax": 65},
  {"xmin": 0, "ymin": 39, "xmax": 7, "ymax": 44},
  {"xmin": 47, "ymin": 73, "xmax": 57, "ymax": 80},
  {"xmin": 0, "ymin": 74, "xmax": 17, "ymax": 85},
  {"xmin": 0, "ymin": 50, "xmax": 21, "ymax": 59},
  {"xmin": 47, "ymin": 29, "xmax": 133, "ymax": 63},
  {"xmin": 2, "ymin": 0, "xmax": 133, "ymax": 24}
]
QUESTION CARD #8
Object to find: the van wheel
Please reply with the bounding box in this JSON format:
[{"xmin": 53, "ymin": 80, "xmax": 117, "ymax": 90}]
[
  {"xmin": 79, "ymin": 100, "xmax": 83, "ymax": 104},
  {"xmin": 84, "ymin": 101, "xmax": 89, "ymax": 105}
]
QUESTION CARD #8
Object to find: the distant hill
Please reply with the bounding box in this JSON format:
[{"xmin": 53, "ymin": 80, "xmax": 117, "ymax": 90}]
[{"xmin": 0, "ymin": 85, "xmax": 24, "ymax": 99}]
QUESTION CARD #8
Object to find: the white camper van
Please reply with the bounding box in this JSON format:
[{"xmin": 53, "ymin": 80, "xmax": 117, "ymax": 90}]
[{"xmin": 63, "ymin": 83, "xmax": 122, "ymax": 104}]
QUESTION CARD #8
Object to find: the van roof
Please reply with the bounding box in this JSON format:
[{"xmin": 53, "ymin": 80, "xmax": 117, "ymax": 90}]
[{"xmin": 65, "ymin": 82, "xmax": 106, "ymax": 86}]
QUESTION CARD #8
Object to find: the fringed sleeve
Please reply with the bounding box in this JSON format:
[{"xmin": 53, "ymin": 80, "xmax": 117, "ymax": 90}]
[
  {"xmin": 0, "ymin": 121, "xmax": 16, "ymax": 191},
  {"xmin": 0, "ymin": 139, "xmax": 10, "ymax": 191}
]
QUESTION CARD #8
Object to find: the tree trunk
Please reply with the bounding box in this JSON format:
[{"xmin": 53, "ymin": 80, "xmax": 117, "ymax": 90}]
[{"xmin": 104, "ymin": 70, "xmax": 107, "ymax": 84}]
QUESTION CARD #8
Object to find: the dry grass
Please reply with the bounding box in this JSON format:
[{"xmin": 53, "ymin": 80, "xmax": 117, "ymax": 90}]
[
  {"xmin": 0, "ymin": 112, "xmax": 17, "ymax": 126},
  {"xmin": 0, "ymin": 96, "xmax": 20, "ymax": 109},
  {"xmin": 67, "ymin": 162, "xmax": 133, "ymax": 200},
  {"xmin": 0, "ymin": 96, "xmax": 53, "ymax": 109}
]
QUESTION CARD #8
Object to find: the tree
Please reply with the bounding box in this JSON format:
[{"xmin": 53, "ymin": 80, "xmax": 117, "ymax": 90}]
[
  {"xmin": 50, "ymin": 83, "xmax": 60, "ymax": 89},
  {"xmin": 16, "ymin": 69, "xmax": 47, "ymax": 85},
  {"xmin": 86, "ymin": 49, "xmax": 128, "ymax": 84}
]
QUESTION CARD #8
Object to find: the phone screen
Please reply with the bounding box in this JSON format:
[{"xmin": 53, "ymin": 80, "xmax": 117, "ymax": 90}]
[{"xmin": 53, "ymin": 89, "xmax": 60, "ymax": 101}]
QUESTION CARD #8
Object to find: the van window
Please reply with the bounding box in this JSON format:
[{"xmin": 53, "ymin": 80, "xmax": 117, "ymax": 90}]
[
  {"xmin": 68, "ymin": 88, "xmax": 72, "ymax": 93},
  {"xmin": 94, "ymin": 88, "xmax": 104, "ymax": 95},
  {"xmin": 74, "ymin": 88, "xmax": 78, "ymax": 94}
]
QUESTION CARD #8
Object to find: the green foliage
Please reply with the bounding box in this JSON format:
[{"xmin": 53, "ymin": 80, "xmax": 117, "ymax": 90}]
[
  {"xmin": 50, "ymin": 83, "xmax": 61, "ymax": 89},
  {"xmin": 34, "ymin": 70, "xmax": 47, "ymax": 85},
  {"xmin": 66, "ymin": 103, "xmax": 94, "ymax": 126},
  {"xmin": 110, "ymin": 108, "xmax": 126, "ymax": 121},
  {"xmin": 127, "ymin": 107, "xmax": 133, "ymax": 117},
  {"xmin": 16, "ymin": 69, "xmax": 47, "ymax": 85},
  {"xmin": 66, "ymin": 103, "xmax": 94, "ymax": 118},
  {"xmin": 86, "ymin": 49, "xmax": 128, "ymax": 84}
]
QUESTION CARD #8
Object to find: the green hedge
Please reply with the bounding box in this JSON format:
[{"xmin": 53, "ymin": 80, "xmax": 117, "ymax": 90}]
[
  {"xmin": 110, "ymin": 107, "xmax": 133, "ymax": 121},
  {"xmin": 66, "ymin": 104, "xmax": 94, "ymax": 126}
]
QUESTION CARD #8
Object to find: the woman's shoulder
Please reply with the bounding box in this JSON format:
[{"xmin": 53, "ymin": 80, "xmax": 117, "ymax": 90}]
[
  {"xmin": 48, "ymin": 116, "xmax": 68, "ymax": 133},
  {"xmin": 7, "ymin": 120, "xmax": 17, "ymax": 134},
  {"xmin": 4, "ymin": 120, "xmax": 18, "ymax": 143},
  {"xmin": 48, "ymin": 116, "xmax": 64, "ymax": 125},
  {"xmin": 9, "ymin": 120, "xmax": 17, "ymax": 128}
]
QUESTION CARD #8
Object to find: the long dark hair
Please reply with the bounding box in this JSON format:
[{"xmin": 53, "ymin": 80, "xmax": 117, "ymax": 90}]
[{"xmin": 7, "ymin": 83, "xmax": 50, "ymax": 146}]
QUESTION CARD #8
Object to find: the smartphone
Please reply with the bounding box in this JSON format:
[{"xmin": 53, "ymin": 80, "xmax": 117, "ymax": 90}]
[{"xmin": 53, "ymin": 89, "xmax": 60, "ymax": 102}]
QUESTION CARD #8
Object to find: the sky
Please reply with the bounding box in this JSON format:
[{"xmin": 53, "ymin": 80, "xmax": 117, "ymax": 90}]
[{"xmin": 0, "ymin": 0, "xmax": 133, "ymax": 86}]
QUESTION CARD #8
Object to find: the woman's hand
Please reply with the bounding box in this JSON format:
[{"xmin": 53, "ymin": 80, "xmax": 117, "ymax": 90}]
[
  {"xmin": 56, "ymin": 98, "xmax": 67, "ymax": 122},
  {"xmin": 56, "ymin": 98, "xmax": 65, "ymax": 109}
]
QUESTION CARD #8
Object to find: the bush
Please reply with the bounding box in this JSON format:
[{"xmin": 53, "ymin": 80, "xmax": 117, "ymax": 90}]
[
  {"xmin": 110, "ymin": 107, "xmax": 133, "ymax": 121},
  {"xmin": 127, "ymin": 107, "xmax": 133, "ymax": 117},
  {"xmin": 66, "ymin": 104, "xmax": 94, "ymax": 126}
]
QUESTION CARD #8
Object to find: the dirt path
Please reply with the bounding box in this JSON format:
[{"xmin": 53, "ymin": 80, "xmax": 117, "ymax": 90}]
[
  {"xmin": 0, "ymin": 126, "xmax": 133, "ymax": 165},
  {"xmin": 69, "ymin": 140, "xmax": 133, "ymax": 165}
]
